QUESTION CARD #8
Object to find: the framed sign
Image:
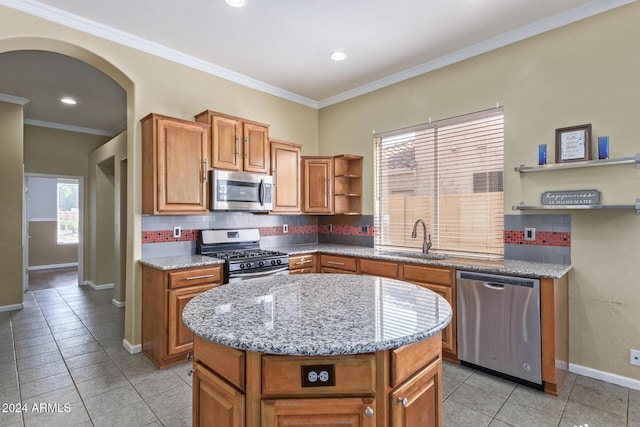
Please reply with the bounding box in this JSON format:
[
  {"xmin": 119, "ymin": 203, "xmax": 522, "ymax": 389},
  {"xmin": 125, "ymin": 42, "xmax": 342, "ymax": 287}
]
[{"xmin": 555, "ymin": 124, "xmax": 592, "ymax": 163}]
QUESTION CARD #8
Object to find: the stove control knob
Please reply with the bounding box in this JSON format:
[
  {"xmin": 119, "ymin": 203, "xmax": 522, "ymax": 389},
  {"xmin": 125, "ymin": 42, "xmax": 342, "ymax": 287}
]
[
  {"xmin": 245, "ymin": 263, "xmax": 252, "ymax": 269},
  {"xmin": 271, "ymin": 260, "xmax": 277, "ymax": 265},
  {"xmin": 259, "ymin": 261, "xmax": 264, "ymax": 267},
  {"xmin": 276, "ymin": 259, "xmax": 282, "ymax": 265},
  {"xmin": 240, "ymin": 264, "xmax": 245, "ymax": 269}
]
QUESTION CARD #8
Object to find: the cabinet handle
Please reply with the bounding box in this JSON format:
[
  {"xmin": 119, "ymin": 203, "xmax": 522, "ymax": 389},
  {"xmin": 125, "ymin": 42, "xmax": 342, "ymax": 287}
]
[
  {"xmin": 273, "ymin": 168, "xmax": 276, "ymax": 186},
  {"xmin": 203, "ymin": 159, "xmax": 208, "ymax": 183},
  {"xmin": 187, "ymin": 368, "xmax": 195, "ymax": 377},
  {"xmin": 245, "ymin": 136, "xmax": 248, "ymax": 158},
  {"xmin": 364, "ymin": 406, "xmax": 374, "ymax": 418},
  {"xmin": 236, "ymin": 136, "xmax": 240, "ymax": 156},
  {"xmin": 187, "ymin": 353, "xmax": 193, "ymax": 361},
  {"xmin": 185, "ymin": 274, "xmax": 215, "ymax": 280},
  {"xmin": 295, "ymin": 260, "xmax": 313, "ymax": 265},
  {"xmin": 327, "ymin": 261, "xmax": 345, "ymax": 266},
  {"xmin": 397, "ymin": 397, "xmax": 409, "ymax": 408}
]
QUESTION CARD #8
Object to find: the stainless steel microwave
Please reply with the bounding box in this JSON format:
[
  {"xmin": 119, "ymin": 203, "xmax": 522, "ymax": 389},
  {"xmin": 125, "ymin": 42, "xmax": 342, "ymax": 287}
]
[{"xmin": 210, "ymin": 169, "xmax": 273, "ymax": 211}]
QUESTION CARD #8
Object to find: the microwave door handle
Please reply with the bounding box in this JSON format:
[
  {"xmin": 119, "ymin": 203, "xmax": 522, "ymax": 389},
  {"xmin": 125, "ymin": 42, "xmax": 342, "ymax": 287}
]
[{"xmin": 259, "ymin": 179, "xmax": 264, "ymax": 206}]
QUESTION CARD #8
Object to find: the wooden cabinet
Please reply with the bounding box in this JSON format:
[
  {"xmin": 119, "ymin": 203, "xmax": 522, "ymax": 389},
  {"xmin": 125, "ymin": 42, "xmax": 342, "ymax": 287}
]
[
  {"xmin": 196, "ymin": 110, "xmax": 270, "ymax": 174},
  {"xmin": 359, "ymin": 258, "xmax": 399, "ymax": 279},
  {"xmin": 302, "ymin": 155, "xmax": 363, "ymax": 215},
  {"xmin": 334, "ymin": 155, "xmax": 363, "ymax": 215},
  {"xmin": 320, "ymin": 254, "xmax": 357, "ymax": 274},
  {"xmin": 193, "ymin": 363, "xmax": 245, "ymax": 427},
  {"xmin": 142, "ymin": 264, "xmax": 223, "ymax": 368},
  {"xmin": 302, "ymin": 156, "xmax": 334, "ymax": 214},
  {"xmin": 390, "ymin": 361, "xmax": 441, "ymax": 427},
  {"xmin": 289, "ymin": 254, "xmax": 316, "ymax": 274},
  {"xmin": 400, "ymin": 264, "xmax": 456, "ymax": 359},
  {"xmin": 141, "ymin": 113, "xmax": 209, "ymax": 215},
  {"xmin": 270, "ymin": 140, "xmax": 301, "ymax": 213},
  {"xmin": 262, "ymin": 398, "xmax": 376, "ymax": 427}
]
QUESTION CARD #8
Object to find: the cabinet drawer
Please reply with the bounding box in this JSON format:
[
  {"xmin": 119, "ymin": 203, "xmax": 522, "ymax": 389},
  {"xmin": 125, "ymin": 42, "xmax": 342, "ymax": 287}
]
[
  {"xmin": 168, "ymin": 265, "xmax": 222, "ymax": 289},
  {"xmin": 401, "ymin": 264, "xmax": 453, "ymax": 286},
  {"xmin": 194, "ymin": 335, "xmax": 246, "ymax": 391},
  {"xmin": 289, "ymin": 254, "xmax": 315, "ymax": 270},
  {"xmin": 390, "ymin": 335, "xmax": 441, "ymax": 387},
  {"xmin": 261, "ymin": 354, "xmax": 376, "ymax": 397},
  {"xmin": 290, "ymin": 268, "xmax": 314, "ymax": 275},
  {"xmin": 320, "ymin": 254, "xmax": 357, "ymax": 272},
  {"xmin": 359, "ymin": 258, "xmax": 398, "ymax": 279}
]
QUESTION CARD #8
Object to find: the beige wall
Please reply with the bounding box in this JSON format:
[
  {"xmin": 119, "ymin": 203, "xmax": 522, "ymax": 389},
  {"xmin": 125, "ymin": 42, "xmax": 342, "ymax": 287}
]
[
  {"xmin": 0, "ymin": 6, "xmax": 318, "ymax": 347},
  {"xmin": 0, "ymin": 101, "xmax": 24, "ymax": 307},
  {"xmin": 28, "ymin": 221, "xmax": 77, "ymax": 266},
  {"xmin": 319, "ymin": 3, "xmax": 640, "ymax": 380}
]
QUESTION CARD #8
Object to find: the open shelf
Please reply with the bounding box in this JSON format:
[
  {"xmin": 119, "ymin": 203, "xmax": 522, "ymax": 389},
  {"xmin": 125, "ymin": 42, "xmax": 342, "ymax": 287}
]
[
  {"xmin": 515, "ymin": 154, "xmax": 640, "ymax": 173},
  {"xmin": 513, "ymin": 199, "xmax": 640, "ymax": 215}
]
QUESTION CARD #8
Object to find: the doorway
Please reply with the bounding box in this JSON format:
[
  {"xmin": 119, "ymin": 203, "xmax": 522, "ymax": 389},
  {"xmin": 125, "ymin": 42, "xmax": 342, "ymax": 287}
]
[{"xmin": 24, "ymin": 174, "xmax": 84, "ymax": 291}]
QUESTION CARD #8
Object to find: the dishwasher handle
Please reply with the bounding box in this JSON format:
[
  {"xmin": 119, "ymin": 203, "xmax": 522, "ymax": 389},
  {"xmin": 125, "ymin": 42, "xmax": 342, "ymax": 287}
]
[
  {"xmin": 457, "ymin": 271, "xmax": 539, "ymax": 289},
  {"xmin": 483, "ymin": 282, "xmax": 506, "ymax": 290}
]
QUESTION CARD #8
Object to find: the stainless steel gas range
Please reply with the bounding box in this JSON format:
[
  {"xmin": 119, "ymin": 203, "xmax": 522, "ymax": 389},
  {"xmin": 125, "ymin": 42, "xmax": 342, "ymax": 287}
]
[{"xmin": 196, "ymin": 229, "xmax": 289, "ymax": 284}]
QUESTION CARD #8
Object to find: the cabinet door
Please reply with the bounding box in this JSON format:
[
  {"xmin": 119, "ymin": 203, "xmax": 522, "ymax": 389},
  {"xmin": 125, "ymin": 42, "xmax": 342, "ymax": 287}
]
[
  {"xmin": 243, "ymin": 122, "xmax": 270, "ymax": 173},
  {"xmin": 390, "ymin": 361, "xmax": 441, "ymax": 427},
  {"xmin": 271, "ymin": 140, "xmax": 301, "ymax": 213},
  {"xmin": 415, "ymin": 282, "xmax": 455, "ymax": 355},
  {"xmin": 154, "ymin": 117, "xmax": 209, "ymax": 214},
  {"xmin": 168, "ymin": 284, "xmax": 220, "ymax": 356},
  {"xmin": 193, "ymin": 364, "xmax": 245, "ymax": 427},
  {"xmin": 262, "ymin": 398, "xmax": 375, "ymax": 427},
  {"xmin": 303, "ymin": 158, "xmax": 334, "ymax": 214},
  {"xmin": 212, "ymin": 115, "xmax": 242, "ymax": 171},
  {"xmin": 289, "ymin": 254, "xmax": 315, "ymax": 273}
]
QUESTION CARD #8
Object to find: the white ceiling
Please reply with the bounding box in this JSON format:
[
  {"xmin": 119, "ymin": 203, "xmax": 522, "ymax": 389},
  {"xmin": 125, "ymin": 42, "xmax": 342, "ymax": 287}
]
[{"xmin": 0, "ymin": 0, "xmax": 633, "ymax": 135}]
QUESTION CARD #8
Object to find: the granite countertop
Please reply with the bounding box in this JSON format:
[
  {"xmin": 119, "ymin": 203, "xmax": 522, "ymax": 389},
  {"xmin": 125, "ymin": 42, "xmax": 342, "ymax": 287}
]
[
  {"xmin": 271, "ymin": 244, "xmax": 572, "ymax": 279},
  {"xmin": 139, "ymin": 254, "xmax": 225, "ymax": 270},
  {"xmin": 182, "ymin": 274, "xmax": 452, "ymax": 356}
]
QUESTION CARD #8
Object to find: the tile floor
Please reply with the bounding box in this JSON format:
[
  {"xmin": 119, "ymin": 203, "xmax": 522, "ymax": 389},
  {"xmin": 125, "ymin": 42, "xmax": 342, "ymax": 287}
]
[{"xmin": 1, "ymin": 273, "xmax": 638, "ymax": 426}]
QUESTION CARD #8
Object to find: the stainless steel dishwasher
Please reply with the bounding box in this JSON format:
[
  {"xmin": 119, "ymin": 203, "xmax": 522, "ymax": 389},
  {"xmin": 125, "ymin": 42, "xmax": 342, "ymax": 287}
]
[{"xmin": 456, "ymin": 270, "xmax": 542, "ymax": 387}]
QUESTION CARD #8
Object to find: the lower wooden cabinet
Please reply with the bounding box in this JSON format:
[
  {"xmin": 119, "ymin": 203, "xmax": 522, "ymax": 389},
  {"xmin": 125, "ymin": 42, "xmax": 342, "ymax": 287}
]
[
  {"xmin": 390, "ymin": 360, "xmax": 441, "ymax": 427},
  {"xmin": 193, "ymin": 363, "xmax": 245, "ymax": 427},
  {"xmin": 262, "ymin": 398, "xmax": 376, "ymax": 427},
  {"xmin": 142, "ymin": 264, "xmax": 223, "ymax": 368},
  {"xmin": 319, "ymin": 254, "xmax": 357, "ymax": 274},
  {"xmin": 359, "ymin": 258, "xmax": 399, "ymax": 279},
  {"xmin": 289, "ymin": 254, "xmax": 316, "ymax": 274}
]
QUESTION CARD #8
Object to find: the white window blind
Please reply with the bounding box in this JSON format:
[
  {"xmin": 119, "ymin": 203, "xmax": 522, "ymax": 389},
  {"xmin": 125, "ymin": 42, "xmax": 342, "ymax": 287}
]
[{"xmin": 374, "ymin": 108, "xmax": 504, "ymax": 257}]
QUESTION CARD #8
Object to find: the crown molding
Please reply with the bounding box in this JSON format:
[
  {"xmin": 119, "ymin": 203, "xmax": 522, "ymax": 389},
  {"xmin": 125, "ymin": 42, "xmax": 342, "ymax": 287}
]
[
  {"xmin": 318, "ymin": 0, "xmax": 636, "ymax": 108},
  {"xmin": 0, "ymin": 93, "xmax": 30, "ymax": 106},
  {"xmin": 24, "ymin": 118, "xmax": 116, "ymax": 137},
  {"xmin": 1, "ymin": 0, "xmax": 633, "ymax": 110},
  {"xmin": 0, "ymin": 0, "xmax": 320, "ymax": 109}
]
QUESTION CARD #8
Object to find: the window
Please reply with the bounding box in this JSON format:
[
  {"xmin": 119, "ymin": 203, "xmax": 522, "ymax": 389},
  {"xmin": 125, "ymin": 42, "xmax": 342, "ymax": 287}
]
[
  {"xmin": 57, "ymin": 179, "xmax": 79, "ymax": 244},
  {"xmin": 374, "ymin": 108, "xmax": 504, "ymax": 257}
]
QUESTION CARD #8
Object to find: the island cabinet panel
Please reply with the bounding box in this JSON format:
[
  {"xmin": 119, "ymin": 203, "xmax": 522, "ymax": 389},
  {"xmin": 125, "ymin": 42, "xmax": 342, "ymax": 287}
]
[
  {"xmin": 194, "ymin": 336, "xmax": 246, "ymax": 391},
  {"xmin": 390, "ymin": 360, "xmax": 442, "ymax": 427},
  {"xmin": 288, "ymin": 254, "xmax": 316, "ymax": 274},
  {"xmin": 261, "ymin": 398, "xmax": 376, "ymax": 427},
  {"xmin": 193, "ymin": 363, "xmax": 245, "ymax": 427},
  {"xmin": 319, "ymin": 254, "xmax": 357, "ymax": 273},
  {"xmin": 358, "ymin": 258, "xmax": 399, "ymax": 279},
  {"xmin": 142, "ymin": 264, "xmax": 223, "ymax": 368},
  {"xmin": 261, "ymin": 355, "xmax": 376, "ymax": 397},
  {"xmin": 391, "ymin": 332, "xmax": 441, "ymax": 387},
  {"xmin": 399, "ymin": 264, "xmax": 456, "ymax": 359}
]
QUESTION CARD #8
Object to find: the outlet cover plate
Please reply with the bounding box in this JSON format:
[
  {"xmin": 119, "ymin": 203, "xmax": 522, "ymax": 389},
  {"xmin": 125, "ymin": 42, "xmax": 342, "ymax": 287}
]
[
  {"xmin": 630, "ymin": 349, "xmax": 640, "ymax": 366},
  {"xmin": 283, "ymin": 224, "xmax": 288, "ymax": 233},
  {"xmin": 173, "ymin": 226, "xmax": 181, "ymax": 238},
  {"xmin": 524, "ymin": 227, "xmax": 536, "ymax": 241}
]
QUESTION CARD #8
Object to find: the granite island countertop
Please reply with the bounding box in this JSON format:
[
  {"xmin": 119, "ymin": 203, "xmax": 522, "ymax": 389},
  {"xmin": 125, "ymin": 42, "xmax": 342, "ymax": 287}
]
[{"xmin": 182, "ymin": 273, "xmax": 452, "ymax": 356}]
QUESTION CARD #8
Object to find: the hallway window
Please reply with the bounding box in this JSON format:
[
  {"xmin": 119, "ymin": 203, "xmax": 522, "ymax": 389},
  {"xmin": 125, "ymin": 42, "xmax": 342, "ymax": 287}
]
[{"xmin": 57, "ymin": 179, "xmax": 79, "ymax": 244}]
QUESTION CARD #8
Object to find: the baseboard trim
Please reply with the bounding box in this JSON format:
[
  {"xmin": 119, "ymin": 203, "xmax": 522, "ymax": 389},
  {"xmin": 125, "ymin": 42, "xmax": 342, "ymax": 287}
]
[
  {"xmin": 570, "ymin": 363, "xmax": 640, "ymax": 391},
  {"xmin": 112, "ymin": 299, "xmax": 125, "ymax": 308},
  {"xmin": 122, "ymin": 338, "xmax": 142, "ymax": 354},
  {"xmin": 83, "ymin": 281, "xmax": 114, "ymax": 290},
  {"xmin": 28, "ymin": 262, "xmax": 78, "ymax": 271},
  {"xmin": 0, "ymin": 303, "xmax": 24, "ymax": 313}
]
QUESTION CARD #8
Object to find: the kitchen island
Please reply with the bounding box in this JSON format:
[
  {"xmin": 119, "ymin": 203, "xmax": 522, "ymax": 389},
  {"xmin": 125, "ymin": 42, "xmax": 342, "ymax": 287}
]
[{"xmin": 183, "ymin": 273, "xmax": 452, "ymax": 427}]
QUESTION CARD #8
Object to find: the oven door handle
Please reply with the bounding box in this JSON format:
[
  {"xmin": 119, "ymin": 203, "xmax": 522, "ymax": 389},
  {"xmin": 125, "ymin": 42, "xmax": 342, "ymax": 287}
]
[{"xmin": 232, "ymin": 266, "xmax": 289, "ymax": 279}]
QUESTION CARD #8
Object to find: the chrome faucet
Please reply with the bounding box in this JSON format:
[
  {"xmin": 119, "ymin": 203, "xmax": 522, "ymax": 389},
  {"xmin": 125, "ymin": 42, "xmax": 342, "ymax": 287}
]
[{"xmin": 411, "ymin": 219, "xmax": 432, "ymax": 254}]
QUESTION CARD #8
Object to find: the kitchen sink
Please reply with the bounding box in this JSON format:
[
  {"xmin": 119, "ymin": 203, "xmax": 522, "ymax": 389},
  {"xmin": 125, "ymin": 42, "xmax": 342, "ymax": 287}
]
[{"xmin": 376, "ymin": 251, "xmax": 450, "ymax": 260}]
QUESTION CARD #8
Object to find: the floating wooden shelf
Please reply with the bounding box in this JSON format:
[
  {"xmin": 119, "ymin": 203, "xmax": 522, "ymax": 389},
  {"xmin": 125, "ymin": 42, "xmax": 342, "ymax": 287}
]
[
  {"xmin": 515, "ymin": 154, "xmax": 640, "ymax": 173},
  {"xmin": 513, "ymin": 199, "xmax": 640, "ymax": 215}
]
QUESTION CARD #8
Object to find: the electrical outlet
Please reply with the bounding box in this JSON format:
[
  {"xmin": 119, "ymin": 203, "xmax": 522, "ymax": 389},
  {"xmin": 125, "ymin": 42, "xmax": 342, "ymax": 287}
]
[
  {"xmin": 361, "ymin": 225, "xmax": 369, "ymax": 234},
  {"xmin": 172, "ymin": 226, "xmax": 181, "ymax": 238},
  {"xmin": 524, "ymin": 227, "xmax": 536, "ymax": 241},
  {"xmin": 329, "ymin": 224, "xmax": 333, "ymax": 232},
  {"xmin": 630, "ymin": 349, "xmax": 640, "ymax": 366},
  {"xmin": 282, "ymin": 224, "xmax": 288, "ymax": 233}
]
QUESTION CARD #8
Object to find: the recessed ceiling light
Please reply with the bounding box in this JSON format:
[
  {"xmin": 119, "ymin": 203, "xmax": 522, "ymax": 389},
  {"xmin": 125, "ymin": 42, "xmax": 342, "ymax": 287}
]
[
  {"xmin": 224, "ymin": 0, "xmax": 246, "ymax": 7},
  {"xmin": 330, "ymin": 51, "xmax": 347, "ymax": 61},
  {"xmin": 60, "ymin": 97, "xmax": 77, "ymax": 105}
]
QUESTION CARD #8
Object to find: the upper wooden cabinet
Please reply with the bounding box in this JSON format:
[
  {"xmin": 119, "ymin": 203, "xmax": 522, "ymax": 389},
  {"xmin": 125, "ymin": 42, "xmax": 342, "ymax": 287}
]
[
  {"xmin": 270, "ymin": 139, "xmax": 301, "ymax": 213},
  {"xmin": 141, "ymin": 113, "xmax": 210, "ymax": 215},
  {"xmin": 302, "ymin": 155, "xmax": 363, "ymax": 215},
  {"xmin": 195, "ymin": 110, "xmax": 270, "ymax": 174}
]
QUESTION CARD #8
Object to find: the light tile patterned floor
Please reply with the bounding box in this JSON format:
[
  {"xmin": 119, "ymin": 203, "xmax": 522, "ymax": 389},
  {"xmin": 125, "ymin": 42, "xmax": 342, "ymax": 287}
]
[{"xmin": 1, "ymin": 278, "xmax": 638, "ymax": 426}]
